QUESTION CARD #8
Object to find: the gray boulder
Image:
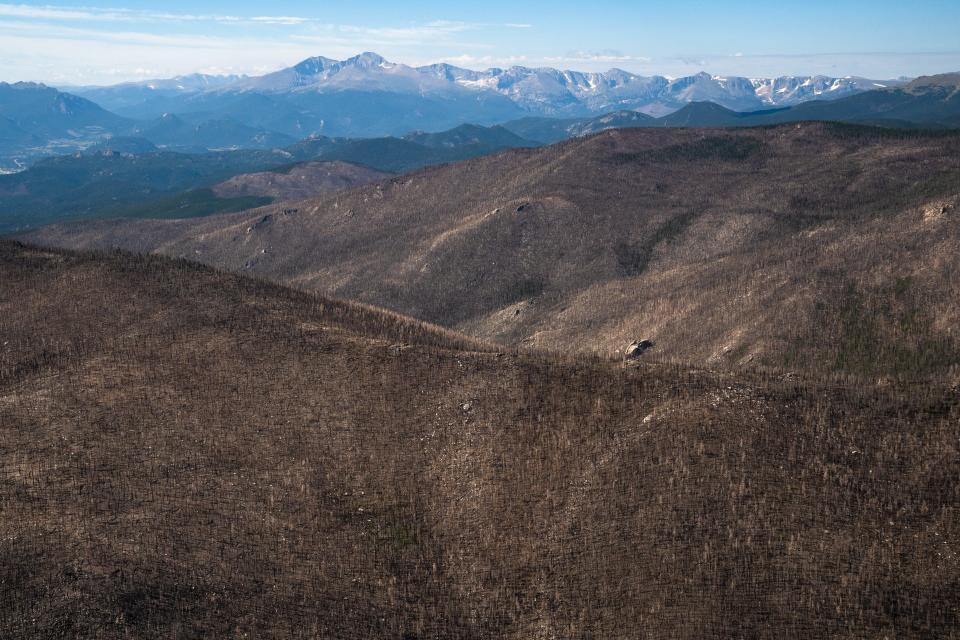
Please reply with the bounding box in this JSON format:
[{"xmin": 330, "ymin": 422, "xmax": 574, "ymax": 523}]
[{"xmin": 624, "ymin": 339, "xmax": 654, "ymax": 359}]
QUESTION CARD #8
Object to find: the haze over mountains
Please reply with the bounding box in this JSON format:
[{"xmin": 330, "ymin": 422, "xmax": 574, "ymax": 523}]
[
  {"xmin": 0, "ymin": 82, "xmax": 132, "ymax": 169},
  {"xmin": 0, "ymin": 122, "xmax": 538, "ymax": 233},
  {"xmin": 5, "ymin": 52, "xmax": 944, "ymax": 172},
  {"xmin": 3, "ymin": 68, "xmax": 959, "ymax": 236}
]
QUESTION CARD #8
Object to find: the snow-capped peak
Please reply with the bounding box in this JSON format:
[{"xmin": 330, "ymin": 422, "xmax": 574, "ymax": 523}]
[{"xmin": 186, "ymin": 52, "xmax": 900, "ymax": 116}]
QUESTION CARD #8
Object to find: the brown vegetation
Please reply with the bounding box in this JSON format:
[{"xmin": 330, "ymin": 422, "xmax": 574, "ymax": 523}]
[
  {"xmin": 211, "ymin": 160, "xmax": 391, "ymax": 201},
  {"xmin": 23, "ymin": 123, "xmax": 960, "ymax": 381},
  {"xmin": 1, "ymin": 241, "xmax": 957, "ymax": 638}
]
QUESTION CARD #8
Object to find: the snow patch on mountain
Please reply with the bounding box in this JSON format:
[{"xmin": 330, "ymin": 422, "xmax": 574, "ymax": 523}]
[{"xmin": 82, "ymin": 53, "xmax": 905, "ymax": 118}]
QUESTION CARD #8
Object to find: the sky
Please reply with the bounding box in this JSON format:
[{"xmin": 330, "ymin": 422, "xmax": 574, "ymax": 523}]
[{"xmin": 1, "ymin": 1, "xmax": 959, "ymax": 85}]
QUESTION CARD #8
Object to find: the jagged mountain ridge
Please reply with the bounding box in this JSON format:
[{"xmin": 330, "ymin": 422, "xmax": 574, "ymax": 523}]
[
  {"xmin": 119, "ymin": 52, "xmax": 897, "ymax": 117},
  {"xmin": 501, "ymin": 74, "xmax": 960, "ymax": 142}
]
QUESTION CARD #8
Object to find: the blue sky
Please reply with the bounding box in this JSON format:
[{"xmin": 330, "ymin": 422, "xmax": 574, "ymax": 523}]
[{"xmin": 1, "ymin": 1, "xmax": 959, "ymax": 84}]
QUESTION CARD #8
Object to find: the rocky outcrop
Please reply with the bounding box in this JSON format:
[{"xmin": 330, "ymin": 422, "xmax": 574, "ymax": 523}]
[{"xmin": 625, "ymin": 339, "xmax": 654, "ymax": 359}]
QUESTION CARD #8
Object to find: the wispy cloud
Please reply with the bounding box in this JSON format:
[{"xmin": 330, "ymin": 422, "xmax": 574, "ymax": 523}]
[
  {"xmin": 438, "ymin": 52, "xmax": 649, "ymax": 71},
  {"xmin": 249, "ymin": 16, "xmax": 311, "ymax": 26},
  {"xmin": 0, "ymin": 3, "xmax": 304, "ymax": 25},
  {"xmin": 550, "ymin": 50, "xmax": 652, "ymax": 64},
  {"xmin": 0, "ymin": 19, "xmax": 254, "ymax": 48},
  {"xmin": 0, "ymin": 4, "xmax": 528, "ymax": 32},
  {"xmin": 437, "ymin": 54, "xmax": 530, "ymax": 68},
  {"xmin": 333, "ymin": 20, "xmax": 477, "ymax": 42},
  {"xmin": 0, "ymin": 3, "xmax": 533, "ymax": 38},
  {"xmin": 288, "ymin": 20, "xmax": 503, "ymax": 50},
  {"xmin": 0, "ymin": 4, "xmax": 109, "ymax": 20}
]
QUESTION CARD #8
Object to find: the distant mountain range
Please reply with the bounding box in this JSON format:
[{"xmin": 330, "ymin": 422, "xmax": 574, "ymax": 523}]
[
  {"xmin": 72, "ymin": 52, "xmax": 898, "ymax": 120},
  {"xmin": 57, "ymin": 52, "xmax": 911, "ymax": 145},
  {"xmin": 0, "ymin": 55, "xmax": 957, "ymax": 172},
  {"xmin": 2, "ymin": 72, "xmax": 959, "ymax": 226},
  {"xmin": 68, "ymin": 73, "xmax": 246, "ymax": 112},
  {"xmin": 504, "ymin": 74, "xmax": 960, "ymax": 142},
  {"xmin": 0, "ymin": 81, "xmax": 132, "ymax": 169}
]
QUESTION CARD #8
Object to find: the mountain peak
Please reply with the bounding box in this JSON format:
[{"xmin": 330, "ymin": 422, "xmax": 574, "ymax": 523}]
[
  {"xmin": 292, "ymin": 56, "xmax": 339, "ymax": 75},
  {"xmin": 346, "ymin": 52, "xmax": 389, "ymax": 69}
]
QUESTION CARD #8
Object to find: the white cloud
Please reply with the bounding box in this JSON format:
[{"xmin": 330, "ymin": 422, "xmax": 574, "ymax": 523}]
[
  {"xmin": 0, "ymin": 3, "xmax": 306, "ymax": 25},
  {"xmin": 553, "ymin": 50, "xmax": 653, "ymax": 64},
  {"xmin": 288, "ymin": 21, "xmax": 497, "ymax": 50},
  {"xmin": 437, "ymin": 54, "xmax": 530, "ymax": 68},
  {"xmin": 0, "ymin": 19, "xmax": 252, "ymax": 48},
  {"xmin": 0, "ymin": 4, "xmax": 133, "ymax": 20},
  {"xmin": 0, "ymin": 5, "xmax": 531, "ymax": 35},
  {"xmin": 249, "ymin": 16, "xmax": 311, "ymax": 25},
  {"xmin": 333, "ymin": 21, "xmax": 484, "ymax": 43}
]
